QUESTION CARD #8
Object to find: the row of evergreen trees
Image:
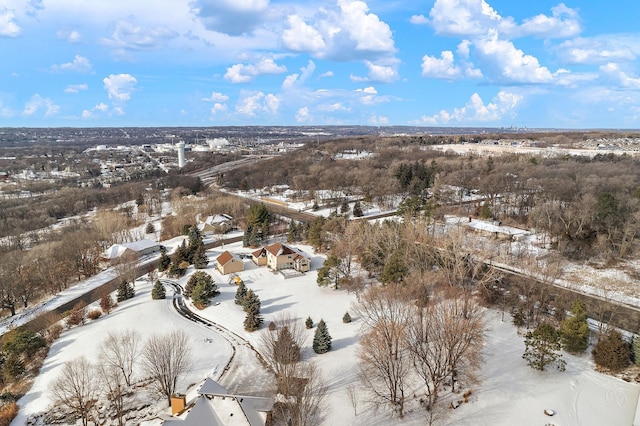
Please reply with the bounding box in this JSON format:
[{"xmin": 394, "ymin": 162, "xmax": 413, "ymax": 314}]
[
  {"xmin": 522, "ymin": 300, "xmax": 637, "ymax": 373},
  {"xmin": 158, "ymin": 225, "xmax": 208, "ymax": 277}
]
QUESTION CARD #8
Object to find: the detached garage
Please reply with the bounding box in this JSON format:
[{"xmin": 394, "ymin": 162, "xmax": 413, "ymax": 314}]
[{"xmin": 216, "ymin": 251, "xmax": 244, "ymax": 275}]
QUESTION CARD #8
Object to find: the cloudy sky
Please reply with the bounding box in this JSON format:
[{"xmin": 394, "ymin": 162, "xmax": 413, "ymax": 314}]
[{"xmin": 1, "ymin": 0, "xmax": 639, "ymax": 128}]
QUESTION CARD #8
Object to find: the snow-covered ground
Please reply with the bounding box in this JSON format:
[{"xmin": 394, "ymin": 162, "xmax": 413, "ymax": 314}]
[{"xmin": 13, "ymin": 240, "xmax": 640, "ymax": 426}]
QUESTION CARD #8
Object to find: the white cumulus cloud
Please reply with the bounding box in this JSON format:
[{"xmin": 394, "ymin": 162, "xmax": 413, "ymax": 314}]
[
  {"xmin": 103, "ymin": 74, "xmax": 137, "ymax": 102},
  {"xmin": 282, "ymin": 15, "xmax": 325, "ymax": 52},
  {"xmin": 282, "ymin": 61, "xmax": 316, "ymax": 91},
  {"xmin": 295, "ymin": 106, "xmax": 311, "ymax": 123},
  {"xmin": 280, "ymin": 1, "xmax": 398, "ymax": 83},
  {"xmin": 416, "ymin": 90, "xmax": 522, "ymax": 124},
  {"xmin": 201, "ymin": 92, "xmax": 229, "ymax": 102},
  {"xmin": 518, "ymin": 3, "xmax": 581, "ymax": 39},
  {"xmin": 225, "ymin": 59, "xmax": 287, "ymax": 83},
  {"xmin": 557, "ymin": 36, "xmax": 640, "ymax": 65},
  {"xmin": 337, "ymin": 0, "xmax": 394, "ymax": 52},
  {"xmin": 57, "ymin": 29, "xmax": 82, "ymax": 43},
  {"xmin": 100, "ymin": 19, "xmax": 178, "ymax": 51},
  {"xmin": 52, "ymin": 55, "xmax": 93, "ymax": 73},
  {"xmin": 474, "ymin": 30, "xmax": 553, "ymax": 83},
  {"xmin": 600, "ymin": 63, "xmax": 640, "ymax": 89},
  {"xmin": 235, "ymin": 91, "xmax": 279, "ymax": 116},
  {"xmin": 0, "ymin": 10, "xmax": 21, "ymax": 37},
  {"xmin": 410, "ymin": 14, "xmax": 429, "ymax": 25},
  {"xmin": 64, "ymin": 84, "xmax": 88, "ymax": 94},
  {"xmin": 23, "ymin": 94, "xmax": 60, "ymax": 117}
]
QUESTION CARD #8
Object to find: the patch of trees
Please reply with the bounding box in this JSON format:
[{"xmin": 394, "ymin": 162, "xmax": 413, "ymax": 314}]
[
  {"xmin": 243, "ymin": 203, "xmax": 270, "ymax": 247},
  {"xmin": 354, "ymin": 284, "xmax": 483, "ymax": 419},
  {"xmin": 184, "ymin": 271, "xmax": 219, "ymax": 309},
  {"xmin": 50, "ymin": 329, "xmax": 192, "ymax": 424},
  {"xmin": 220, "ymin": 133, "xmax": 640, "ymax": 263},
  {"xmin": 260, "ymin": 313, "xmax": 328, "ymax": 426}
]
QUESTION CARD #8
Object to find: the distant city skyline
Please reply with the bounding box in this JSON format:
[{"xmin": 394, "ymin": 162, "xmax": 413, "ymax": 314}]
[{"xmin": 1, "ymin": 1, "xmax": 639, "ymax": 129}]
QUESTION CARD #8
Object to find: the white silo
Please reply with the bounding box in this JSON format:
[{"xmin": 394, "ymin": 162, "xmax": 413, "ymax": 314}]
[{"xmin": 177, "ymin": 142, "xmax": 186, "ymax": 168}]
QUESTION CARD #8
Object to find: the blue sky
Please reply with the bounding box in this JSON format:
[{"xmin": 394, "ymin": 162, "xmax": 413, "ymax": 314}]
[{"xmin": 1, "ymin": 0, "xmax": 639, "ymax": 128}]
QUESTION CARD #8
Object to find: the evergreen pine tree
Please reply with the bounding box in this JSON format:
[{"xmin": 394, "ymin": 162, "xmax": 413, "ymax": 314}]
[
  {"xmin": 380, "ymin": 250, "xmax": 407, "ymax": 284},
  {"xmin": 151, "ymin": 280, "xmax": 166, "ymax": 300},
  {"xmin": 235, "ymin": 281, "xmax": 248, "ymax": 305},
  {"xmin": 340, "ymin": 200, "xmax": 350, "ymax": 215},
  {"xmin": 343, "ymin": 311, "xmax": 352, "ymax": 323},
  {"xmin": 192, "ymin": 244, "xmax": 209, "ymax": 269},
  {"xmin": 480, "ymin": 201, "xmax": 492, "ymax": 219},
  {"xmin": 248, "ymin": 226, "xmax": 260, "ymax": 247},
  {"xmin": 242, "ymin": 289, "xmax": 261, "ymax": 312},
  {"xmin": 523, "ymin": 323, "xmax": 565, "ymax": 371},
  {"xmin": 185, "ymin": 271, "xmax": 218, "ymax": 301},
  {"xmin": 317, "ymin": 254, "xmax": 341, "ymax": 289},
  {"xmin": 3, "ymin": 353, "xmax": 25, "ymax": 382},
  {"xmin": 287, "ymin": 221, "xmax": 297, "ymax": 243},
  {"xmin": 593, "ymin": 329, "xmax": 631, "ymax": 372},
  {"xmin": 274, "ymin": 326, "xmax": 301, "ymax": 364},
  {"xmin": 116, "ymin": 280, "xmax": 135, "ymax": 302},
  {"xmin": 243, "ymin": 225, "xmax": 253, "ymax": 247},
  {"xmin": 158, "ymin": 246, "xmax": 171, "ymax": 271},
  {"xmin": 187, "ymin": 225, "xmax": 203, "ymax": 262},
  {"xmin": 561, "ymin": 300, "xmax": 590, "ymax": 353},
  {"xmin": 243, "ymin": 295, "xmax": 263, "ymax": 332},
  {"xmin": 176, "ymin": 240, "xmax": 189, "ymax": 263},
  {"xmin": 305, "ymin": 316, "xmax": 313, "ymax": 329},
  {"xmin": 168, "ymin": 260, "xmax": 186, "ymax": 278},
  {"xmin": 313, "ymin": 319, "xmax": 332, "ymax": 354},
  {"xmin": 352, "ymin": 200, "xmax": 364, "ymax": 217}
]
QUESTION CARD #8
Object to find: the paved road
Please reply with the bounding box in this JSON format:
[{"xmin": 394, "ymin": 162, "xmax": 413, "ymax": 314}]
[{"xmin": 162, "ymin": 279, "xmax": 274, "ymax": 397}]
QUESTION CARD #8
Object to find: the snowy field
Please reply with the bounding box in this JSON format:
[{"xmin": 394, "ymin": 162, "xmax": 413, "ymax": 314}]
[{"xmin": 13, "ymin": 240, "xmax": 640, "ymax": 425}]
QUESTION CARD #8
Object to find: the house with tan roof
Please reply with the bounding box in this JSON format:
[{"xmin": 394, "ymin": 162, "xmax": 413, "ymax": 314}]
[
  {"xmin": 255, "ymin": 242, "xmax": 311, "ymax": 273},
  {"xmin": 216, "ymin": 250, "xmax": 244, "ymax": 275}
]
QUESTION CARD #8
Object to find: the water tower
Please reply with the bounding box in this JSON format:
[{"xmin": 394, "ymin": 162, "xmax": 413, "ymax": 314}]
[{"xmin": 177, "ymin": 142, "xmax": 186, "ymax": 168}]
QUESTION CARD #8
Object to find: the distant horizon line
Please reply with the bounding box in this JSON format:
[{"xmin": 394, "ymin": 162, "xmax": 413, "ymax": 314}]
[{"xmin": 1, "ymin": 125, "xmax": 639, "ymax": 132}]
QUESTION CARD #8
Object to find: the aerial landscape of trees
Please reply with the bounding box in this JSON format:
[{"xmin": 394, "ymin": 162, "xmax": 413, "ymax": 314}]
[{"xmin": 1, "ymin": 129, "xmax": 640, "ymax": 424}]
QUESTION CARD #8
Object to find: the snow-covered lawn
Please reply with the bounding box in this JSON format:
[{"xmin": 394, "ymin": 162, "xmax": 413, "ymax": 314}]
[{"xmin": 13, "ymin": 241, "xmax": 640, "ymax": 425}]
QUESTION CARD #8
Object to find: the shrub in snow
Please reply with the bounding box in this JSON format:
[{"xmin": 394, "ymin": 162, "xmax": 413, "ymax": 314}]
[
  {"xmin": 593, "ymin": 329, "xmax": 631, "ymax": 373},
  {"xmin": 87, "ymin": 309, "xmax": 102, "ymax": 320},
  {"xmin": 343, "ymin": 312, "xmax": 352, "ymax": 323},
  {"xmin": 305, "ymin": 316, "xmax": 313, "ymax": 329}
]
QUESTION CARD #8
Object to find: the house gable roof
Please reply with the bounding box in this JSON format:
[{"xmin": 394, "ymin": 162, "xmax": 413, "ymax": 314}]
[
  {"xmin": 251, "ymin": 248, "xmax": 267, "ymax": 258},
  {"xmin": 216, "ymin": 251, "xmax": 235, "ymax": 266},
  {"xmin": 264, "ymin": 243, "xmax": 296, "ymax": 257}
]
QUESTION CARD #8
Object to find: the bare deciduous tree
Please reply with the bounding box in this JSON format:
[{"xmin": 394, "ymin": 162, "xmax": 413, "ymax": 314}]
[
  {"xmin": 99, "ymin": 329, "xmax": 141, "ymax": 387},
  {"xmin": 141, "ymin": 330, "xmax": 193, "ymax": 405},
  {"xmin": 97, "ymin": 363, "xmax": 128, "ymax": 426},
  {"xmin": 50, "ymin": 356, "xmax": 101, "ymax": 426},
  {"xmin": 353, "ymin": 285, "xmax": 413, "ymax": 418},
  {"xmin": 112, "ymin": 251, "xmax": 140, "ymax": 287},
  {"xmin": 272, "ymin": 362, "xmax": 328, "ymax": 426}
]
